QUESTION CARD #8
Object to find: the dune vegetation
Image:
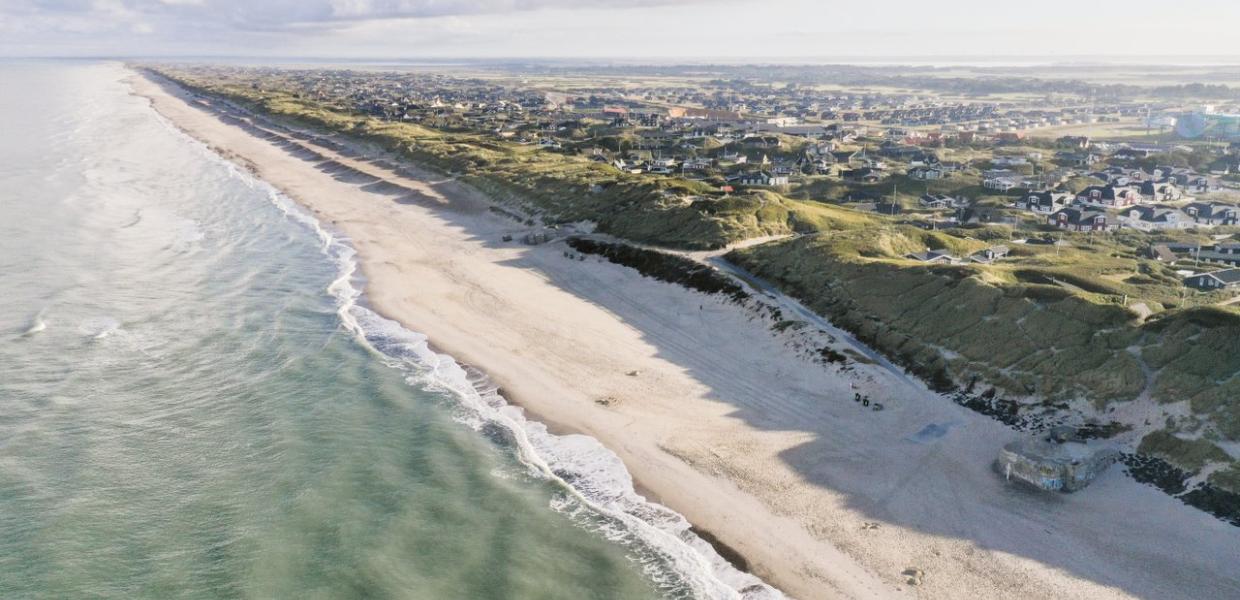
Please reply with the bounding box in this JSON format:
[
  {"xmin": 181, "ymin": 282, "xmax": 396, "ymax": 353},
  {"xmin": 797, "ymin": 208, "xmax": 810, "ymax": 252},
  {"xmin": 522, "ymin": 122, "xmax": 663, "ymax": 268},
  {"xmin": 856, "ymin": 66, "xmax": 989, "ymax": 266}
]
[
  {"xmin": 155, "ymin": 68, "xmax": 1240, "ymax": 496},
  {"xmin": 166, "ymin": 73, "xmax": 874, "ymax": 250},
  {"xmin": 728, "ymin": 228, "xmax": 1240, "ymax": 491}
]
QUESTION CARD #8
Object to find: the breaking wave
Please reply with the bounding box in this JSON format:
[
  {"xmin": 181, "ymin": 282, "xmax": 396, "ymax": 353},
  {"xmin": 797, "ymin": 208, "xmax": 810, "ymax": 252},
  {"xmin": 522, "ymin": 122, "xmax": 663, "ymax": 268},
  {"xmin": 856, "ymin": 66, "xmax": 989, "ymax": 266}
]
[
  {"xmin": 22, "ymin": 308, "xmax": 48, "ymax": 336},
  {"xmin": 79, "ymin": 316, "xmax": 121, "ymax": 340},
  {"xmin": 150, "ymin": 102, "xmax": 782, "ymax": 599}
]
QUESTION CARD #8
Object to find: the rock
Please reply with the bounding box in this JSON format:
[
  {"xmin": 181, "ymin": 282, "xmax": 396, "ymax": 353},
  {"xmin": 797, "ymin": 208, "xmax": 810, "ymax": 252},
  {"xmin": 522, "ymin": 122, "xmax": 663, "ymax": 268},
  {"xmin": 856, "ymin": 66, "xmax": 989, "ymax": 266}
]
[
  {"xmin": 595, "ymin": 396, "xmax": 617, "ymax": 406},
  {"xmin": 861, "ymin": 521, "xmax": 880, "ymax": 530},
  {"xmin": 902, "ymin": 567, "xmax": 925, "ymax": 586},
  {"xmin": 626, "ymin": 370, "xmax": 640, "ymax": 377}
]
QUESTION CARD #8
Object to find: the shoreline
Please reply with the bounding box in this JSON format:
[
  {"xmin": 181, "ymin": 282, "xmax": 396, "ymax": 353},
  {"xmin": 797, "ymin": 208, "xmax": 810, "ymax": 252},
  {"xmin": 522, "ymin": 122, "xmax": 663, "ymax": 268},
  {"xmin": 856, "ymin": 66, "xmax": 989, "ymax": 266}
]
[
  {"xmin": 130, "ymin": 67, "xmax": 1240, "ymax": 600},
  {"xmin": 128, "ymin": 69, "xmax": 870, "ymax": 599},
  {"xmin": 141, "ymin": 77, "xmax": 783, "ymax": 596}
]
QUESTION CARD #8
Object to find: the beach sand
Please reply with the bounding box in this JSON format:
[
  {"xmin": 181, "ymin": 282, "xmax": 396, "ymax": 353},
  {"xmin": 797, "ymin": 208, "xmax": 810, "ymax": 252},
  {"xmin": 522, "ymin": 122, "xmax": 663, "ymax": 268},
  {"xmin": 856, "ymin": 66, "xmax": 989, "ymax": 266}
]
[{"xmin": 130, "ymin": 70, "xmax": 1240, "ymax": 600}]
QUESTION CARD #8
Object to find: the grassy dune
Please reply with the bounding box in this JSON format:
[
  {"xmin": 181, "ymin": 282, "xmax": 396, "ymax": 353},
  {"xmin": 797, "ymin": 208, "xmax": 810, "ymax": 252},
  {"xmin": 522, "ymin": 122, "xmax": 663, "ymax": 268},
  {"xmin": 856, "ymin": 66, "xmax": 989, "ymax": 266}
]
[
  {"xmin": 157, "ymin": 69, "xmax": 1239, "ymax": 494},
  {"xmin": 729, "ymin": 231, "xmax": 1146, "ymax": 402},
  {"xmin": 730, "ymin": 230, "xmax": 1240, "ymax": 489},
  {"xmin": 168, "ymin": 75, "xmax": 874, "ymax": 249}
]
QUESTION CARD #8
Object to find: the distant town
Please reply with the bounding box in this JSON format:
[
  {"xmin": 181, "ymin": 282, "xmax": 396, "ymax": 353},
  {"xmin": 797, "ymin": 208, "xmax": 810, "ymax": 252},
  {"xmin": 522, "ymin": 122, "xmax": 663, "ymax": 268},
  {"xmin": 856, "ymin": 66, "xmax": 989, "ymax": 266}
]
[
  {"xmin": 170, "ymin": 64, "xmax": 1240, "ymax": 284},
  {"xmin": 151, "ymin": 63, "xmax": 1240, "ymax": 522},
  {"xmin": 12, "ymin": 0, "xmax": 1240, "ymax": 596},
  {"xmin": 198, "ymin": 65, "xmax": 1240, "ymax": 234}
]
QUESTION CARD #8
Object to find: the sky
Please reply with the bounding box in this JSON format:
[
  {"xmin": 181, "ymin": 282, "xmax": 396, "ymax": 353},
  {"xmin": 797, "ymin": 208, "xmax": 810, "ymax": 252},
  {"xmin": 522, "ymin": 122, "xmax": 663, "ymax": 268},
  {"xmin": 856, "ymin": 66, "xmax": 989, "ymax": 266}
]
[{"xmin": 2, "ymin": 0, "xmax": 1240, "ymax": 61}]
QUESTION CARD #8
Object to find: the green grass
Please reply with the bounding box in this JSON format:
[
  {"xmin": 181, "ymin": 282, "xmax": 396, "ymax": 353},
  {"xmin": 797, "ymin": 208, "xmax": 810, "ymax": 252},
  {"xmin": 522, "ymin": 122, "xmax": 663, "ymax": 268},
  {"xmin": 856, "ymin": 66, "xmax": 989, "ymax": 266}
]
[
  {"xmin": 729, "ymin": 232, "xmax": 1240, "ymax": 433},
  {"xmin": 166, "ymin": 73, "xmax": 878, "ymax": 250},
  {"xmin": 1210, "ymin": 463, "xmax": 1240, "ymax": 494},
  {"xmin": 160, "ymin": 67, "xmax": 1240, "ymax": 448},
  {"xmin": 787, "ymin": 173, "xmax": 987, "ymax": 206},
  {"xmin": 1138, "ymin": 430, "xmax": 1231, "ymax": 473}
]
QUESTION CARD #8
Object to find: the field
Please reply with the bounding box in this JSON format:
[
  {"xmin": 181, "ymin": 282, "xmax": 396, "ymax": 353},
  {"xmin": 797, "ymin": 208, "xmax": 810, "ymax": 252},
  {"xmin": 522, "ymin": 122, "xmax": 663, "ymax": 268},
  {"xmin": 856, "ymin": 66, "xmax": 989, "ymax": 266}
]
[{"xmin": 1024, "ymin": 119, "xmax": 1169, "ymax": 140}]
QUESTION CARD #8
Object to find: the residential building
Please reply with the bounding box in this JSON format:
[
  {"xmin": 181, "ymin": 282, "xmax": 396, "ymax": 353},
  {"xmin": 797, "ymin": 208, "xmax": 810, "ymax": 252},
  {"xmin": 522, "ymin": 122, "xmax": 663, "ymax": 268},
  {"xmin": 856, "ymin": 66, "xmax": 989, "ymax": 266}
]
[
  {"xmin": 908, "ymin": 165, "xmax": 946, "ymax": 180},
  {"xmin": 1075, "ymin": 185, "xmax": 1140, "ymax": 208},
  {"xmin": 1184, "ymin": 268, "xmax": 1240, "ymax": 290},
  {"xmin": 734, "ymin": 171, "xmax": 789, "ymax": 187},
  {"xmin": 1183, "ymin": 202, "xmax": 1239, "ymax": 226},
  {"xmin": 904, "ymin": 249, "xmax": 955, "ymax": 263},
  {"xmin": 919, "ymin": 193, "xmax": 968, "ymax": 209},
  {"xmin": 1118, "ymin": 205, "xmax": 1190, "ymax": 230},
  {"xmin": 1049, "ymin": 207, "xmax": 1110, "ymax": 232},
  {"xmin": 970, "ymin": 245, "xmax": 1011, "ymax": 264},
  {"xmin": 1016, "ymin": 190, "xmax": 1070, "ymax": 213}
]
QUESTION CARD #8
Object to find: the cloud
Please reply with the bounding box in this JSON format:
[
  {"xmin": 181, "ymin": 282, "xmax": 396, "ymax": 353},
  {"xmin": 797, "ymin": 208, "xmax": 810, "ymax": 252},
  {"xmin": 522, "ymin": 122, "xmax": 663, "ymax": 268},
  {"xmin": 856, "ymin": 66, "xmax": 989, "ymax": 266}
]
[
  {"xmin": 3, "ymin": 0, "xmax": 1239, "ymax": 58},
  {"xmin": 0, "ymin": 0, "xmax": 156, "ymax": 36},
  {"xmin": 319, "ymin": 0, "xmax": 702, "ymax": 20},
  {"xmin": 4, "ymin": 0, "xmax": 708, "ymax": 33}
]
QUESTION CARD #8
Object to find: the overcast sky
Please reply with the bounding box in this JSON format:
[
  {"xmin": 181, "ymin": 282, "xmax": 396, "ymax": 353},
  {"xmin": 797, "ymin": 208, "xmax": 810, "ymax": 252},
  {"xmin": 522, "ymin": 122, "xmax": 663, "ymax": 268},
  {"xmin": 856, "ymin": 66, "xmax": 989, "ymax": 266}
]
[{"xmin": 3, "ymin": 0, "xmax": 1239, "ymax": 60}]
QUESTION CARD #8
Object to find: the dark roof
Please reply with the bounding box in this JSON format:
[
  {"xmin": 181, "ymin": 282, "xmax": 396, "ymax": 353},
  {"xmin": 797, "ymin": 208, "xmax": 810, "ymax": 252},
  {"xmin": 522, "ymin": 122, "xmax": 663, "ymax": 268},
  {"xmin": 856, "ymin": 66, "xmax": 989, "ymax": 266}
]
[
  {"xmin": 1052, "ymin": 207, "xmax": 1106, "ymax": 225},
  {"xmin": 1150, "ymin": 244, "xmax": 1178, "ymax": 262},
  {"xmin": 1185, "ymin": 202, "xmax": 1238, "ymax": 219},
  {"xmin": 1077, "ymin": 185, "xmax": 1116, "ymax": 200},
  {"xmin": 1021, "ymin": 190, "xmax": 1059, "ymax": 207},
  {"xmin": 1123, "ymin": 205, "xmax": 1179, "ymax": 222},
  {"xmin": 1163, "ymin": 242, "xmax": 1202, "ymax": 253},
  {"xmin": 843, "ymin": 167, "xmax": 880, "ymax": 178},
  {"xmin": 1190, "ymin": 268, "xmax": 1240, "ymax": 285}
]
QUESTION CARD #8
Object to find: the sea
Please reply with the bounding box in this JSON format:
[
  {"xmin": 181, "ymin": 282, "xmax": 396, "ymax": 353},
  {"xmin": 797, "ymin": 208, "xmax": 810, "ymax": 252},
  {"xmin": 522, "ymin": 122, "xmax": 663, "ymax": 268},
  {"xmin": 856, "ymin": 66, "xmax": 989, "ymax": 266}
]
[{"xmin": 0, "ymin": 61, "xmax": 778, "ymax": 600}]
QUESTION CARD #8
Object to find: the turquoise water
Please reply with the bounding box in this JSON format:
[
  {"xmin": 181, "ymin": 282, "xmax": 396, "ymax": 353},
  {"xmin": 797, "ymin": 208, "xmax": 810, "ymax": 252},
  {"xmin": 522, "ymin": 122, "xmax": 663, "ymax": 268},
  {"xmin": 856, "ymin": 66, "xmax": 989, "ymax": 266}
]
[{"xmin": 0, "ymin": 61, "xmax": 768, "ymax": 599}]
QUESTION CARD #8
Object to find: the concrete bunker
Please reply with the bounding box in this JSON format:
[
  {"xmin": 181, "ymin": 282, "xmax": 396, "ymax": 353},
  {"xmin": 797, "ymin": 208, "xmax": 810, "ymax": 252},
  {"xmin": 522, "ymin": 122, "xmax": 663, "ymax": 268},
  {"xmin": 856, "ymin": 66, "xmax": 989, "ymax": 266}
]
[{"xmin": 997, "ymin": 427, "xmax": 1121, "ymax": 492}]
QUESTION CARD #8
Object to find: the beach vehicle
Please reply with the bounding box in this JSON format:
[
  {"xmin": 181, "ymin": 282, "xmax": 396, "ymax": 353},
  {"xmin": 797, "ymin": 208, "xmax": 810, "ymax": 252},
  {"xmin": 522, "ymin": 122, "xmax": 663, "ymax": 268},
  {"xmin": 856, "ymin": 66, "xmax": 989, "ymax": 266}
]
[{"xmin": 997, "ymin": 427, "xmax": 1120, "ymax": 492}]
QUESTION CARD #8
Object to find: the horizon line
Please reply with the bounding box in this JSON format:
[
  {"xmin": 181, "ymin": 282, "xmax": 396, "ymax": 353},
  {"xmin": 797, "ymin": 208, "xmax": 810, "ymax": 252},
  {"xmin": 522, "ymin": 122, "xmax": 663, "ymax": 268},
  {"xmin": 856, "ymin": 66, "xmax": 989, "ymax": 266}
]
[{"xmin": 6, "ymin": 53, "xmax": 1240, "ymax": 67}]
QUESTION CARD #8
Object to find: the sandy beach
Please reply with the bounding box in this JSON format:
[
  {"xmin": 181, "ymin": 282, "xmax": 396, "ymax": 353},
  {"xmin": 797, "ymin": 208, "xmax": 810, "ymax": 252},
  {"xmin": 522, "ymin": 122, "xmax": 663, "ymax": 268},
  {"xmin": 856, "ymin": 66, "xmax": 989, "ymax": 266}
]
[{"xmin": 130, "ymin": 70, "xmax": 1240, "ymax": 600}]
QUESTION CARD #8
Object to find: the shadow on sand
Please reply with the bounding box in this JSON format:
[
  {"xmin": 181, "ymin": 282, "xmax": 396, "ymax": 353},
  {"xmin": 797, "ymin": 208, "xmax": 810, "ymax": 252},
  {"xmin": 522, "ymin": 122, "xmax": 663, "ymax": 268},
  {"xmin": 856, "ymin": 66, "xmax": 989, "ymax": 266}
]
[{"xmin": 154, "ymin": 73, "xmax": 1240, "ymax": 599}]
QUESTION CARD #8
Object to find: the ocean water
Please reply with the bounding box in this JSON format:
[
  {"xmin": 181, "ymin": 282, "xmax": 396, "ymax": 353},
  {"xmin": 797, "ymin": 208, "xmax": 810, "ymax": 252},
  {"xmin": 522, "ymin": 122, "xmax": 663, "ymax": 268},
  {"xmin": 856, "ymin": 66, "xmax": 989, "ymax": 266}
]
[{"xmin": 0, "ymin": 62, "xmax": 777, "ymax": 599}]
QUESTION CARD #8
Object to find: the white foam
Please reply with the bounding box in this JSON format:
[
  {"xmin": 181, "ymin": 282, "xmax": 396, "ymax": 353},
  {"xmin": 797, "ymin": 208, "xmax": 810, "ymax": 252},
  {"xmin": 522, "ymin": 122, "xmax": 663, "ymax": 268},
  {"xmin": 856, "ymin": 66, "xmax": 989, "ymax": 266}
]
[
  {"xmin": 168, "ymin": 218, "xmax": 205, "ymax": 254},
  {"xmin": 145, "ymin": 90, "xmax": 783, "ymax": 599},
  {"xmin": 79, "ymin": 316, "xmax": 121, "ymax": 340},
  {"xmin": 22, "ymin": 311, "xmax": 48, "ymax": 336},
  {"xmin": 333, "ymin": 252, "xmax": 782, "ymax": 600}
]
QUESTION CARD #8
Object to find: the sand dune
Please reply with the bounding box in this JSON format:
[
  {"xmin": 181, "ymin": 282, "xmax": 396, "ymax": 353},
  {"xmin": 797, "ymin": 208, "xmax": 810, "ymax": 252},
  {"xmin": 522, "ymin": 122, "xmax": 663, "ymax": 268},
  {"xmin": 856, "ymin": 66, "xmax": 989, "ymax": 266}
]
[{"xmin": 130, "ymin": 70, "xmax": 1240, "ymax": 600}]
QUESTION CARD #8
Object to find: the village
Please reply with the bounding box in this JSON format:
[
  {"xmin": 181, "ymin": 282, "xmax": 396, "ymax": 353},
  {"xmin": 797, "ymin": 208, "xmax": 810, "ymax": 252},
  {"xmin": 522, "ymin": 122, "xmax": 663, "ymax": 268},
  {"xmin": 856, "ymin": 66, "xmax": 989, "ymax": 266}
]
[
  {"xmin": 187, "ymin": 64, "xmax": 1240, "ymax": 297},
  {"xmin": 151, "ymin": 59, "xmax": 1240, "ymax": 561},
  {"xmin": 13, "ymin": 0, "xmax": 1240, "ymax": 597}
]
